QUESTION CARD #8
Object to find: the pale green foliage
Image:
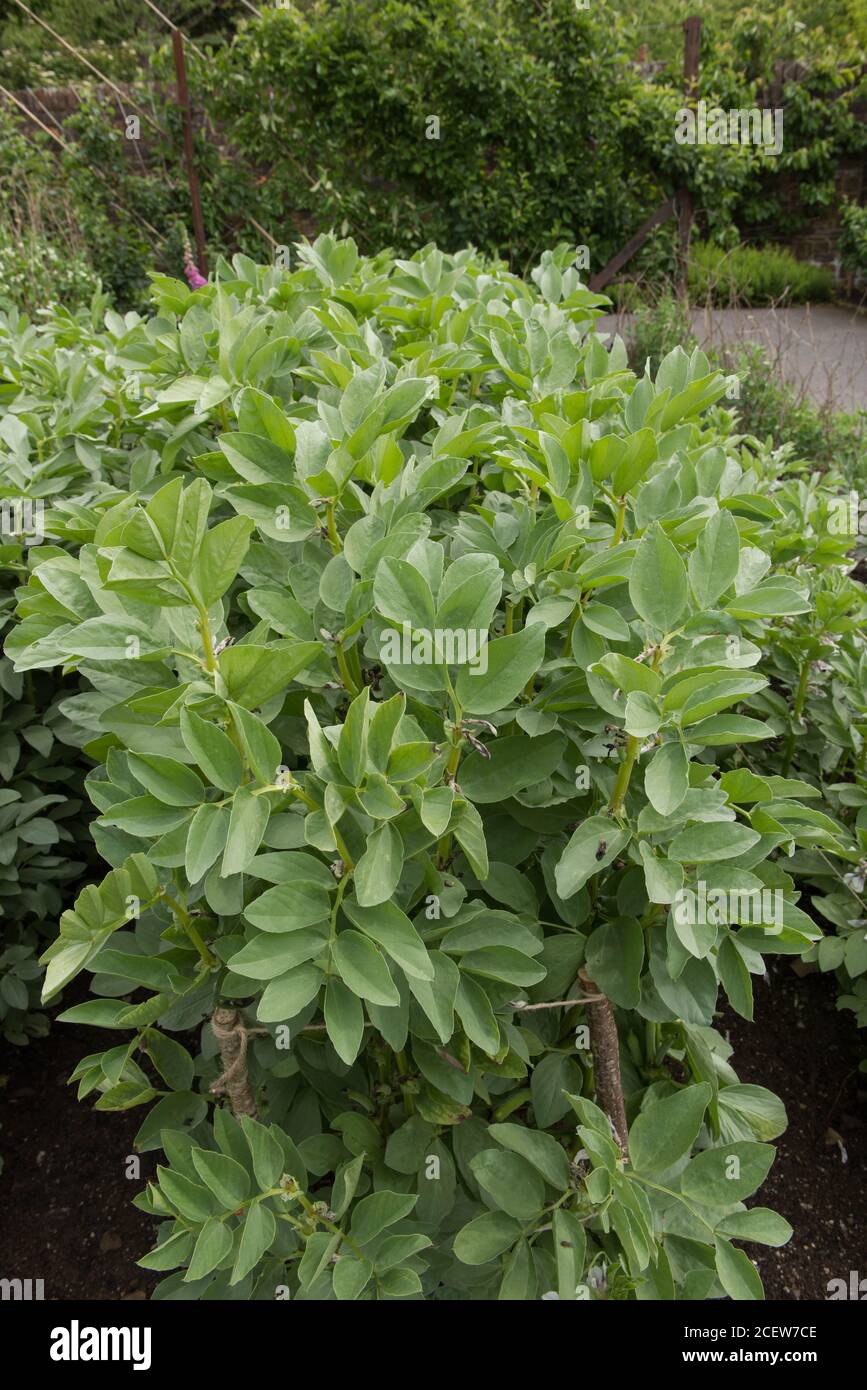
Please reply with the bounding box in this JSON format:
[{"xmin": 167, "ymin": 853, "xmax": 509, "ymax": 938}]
[{"xmin": 9, "ymin": 234, "xmax": 860, "ymax": 1300}]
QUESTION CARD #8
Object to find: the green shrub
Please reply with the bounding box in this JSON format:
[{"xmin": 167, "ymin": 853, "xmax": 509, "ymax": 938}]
[
  {"xmin": 0, "ymin": 291, "xmax": 161, "ymax": 1043},
  {"xmin": 687, "ymin": 241, "xmax": 834, "ymax": 307},
  {"xmin": 10, "ymin": 236, "xmax": 846, "ymax": 1299},
  {"xmin": 839, "ymin": 198, "xmax": 867, "ymax": 280}
]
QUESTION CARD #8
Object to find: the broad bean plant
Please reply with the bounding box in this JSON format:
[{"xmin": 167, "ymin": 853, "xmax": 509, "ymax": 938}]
[{"xmin": 10, "ymin": 237, "xmax": 857, "ymax": 1300}]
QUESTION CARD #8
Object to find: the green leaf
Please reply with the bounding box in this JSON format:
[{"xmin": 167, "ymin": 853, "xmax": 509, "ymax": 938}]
[
  {"xmin": 180, "ymin": 707, "xmax": 243, "ymax": 793},
  {"xmin": 629, "ymin": 523, "xmax": 688, "ymax": 632},
  {"xmin": 714, "ymin": 1237, "xmax": 764, "ymax": 1300},
  {"xmin": 453, "ymin": 802, "xmax": 489, "ymax": 880},
  {"xmin": 555, "ymin": 817, "xmax": 630, "ymax": 898},
  {"xmin": 688, "ymin": 509, "xmax": 740, "ymax": 608},
  {"xmin": 185, "ymin": 803, "xmax": 230, "ymax": 882},
  {"xmin": 133, "ymin": 1091, "xmax": 208, "ymax": 1152},
  {"xmin": 458, "ymin": 732, "xmax": 565, "ymax": 803},
  {"xmin": 127, "ymin": 753, "xmax": 204, "ymax": 807},
  {"xmin": 553, "ymin": 1208, "xmax": 587, "ymax": 1300},
  {"xmin": 717, "ymin": 1085, "xmax": 787, "ymax": 1142},
  {"xmin": 145, "ymin": 1031, "xmax": 195, "ymax": 1091},
  {"xmin": 332, "ymin": 1253, "xmax": 373, "ymax": 1300},
  {"xmin": 240, "ymin": 1116, "xmax": 286, "ymax": 1190},
  {"xmin": 324, "ymin": 977, "xmax": 365, "ymax": 1065},
  {"xmin": 582, "ymin": 602, "xmax": 631, "ymax": 643},
  {"xmin": 343, "ymin": 898, "xmax": 434, "ymax": 980},
  {"xmin": 374, "ymin": 1234, "xmax": 432, "ymax": 1272},
  {"xmin": 229, "ymin": 928, "xmax": 327, "ymax": 979},
  {"xmin": 230, "ymin": 1201, "xmax": 276, "ymax": 1285},
  {"xmin": 680, "ymin": 1141, "xmax": 775, "ymax": 1205},
  {"xmin": 584, "ymin": 917, "xmax": 644, "ymax": 1008},
  {"xmin": 644, "ymin": 742, "xmax": 689, "ymax": 817},
  {"xmin": 470, "ymin": 1148, "xmax": 546, "ymax": 1221},
  {"xmin": 158, "ymin": 1166, "xmax": 220, "ymax": 1223},
  {"xmin": 373, "ymin": 557, "xmax": 436, "ymax": 632},
  {"xmin": 718, "ymin": 936, "xmax": 754, "ymax": 1020},
  {"xmin": 531, "ymin": 1052, "xmax": 583, "ymax": 1128},
  {"xmin": 639, "ymin": 842, "xmax": 684, "ymax": 904},
  {"xmin": 190, "ymin": 515, "xmax": 254, "ymax": 607},
  {"xmin": 191, "ymin": 1148, "xmax": 252, "ymax": 1210},
  {"xmin": 454, "ymin": 975, "xmax": 500, "ymax": 1055},
  {"xmin": 453, "ymin": 1210, "xmax": 522, "ymax": 1266},
  {"xmin": 219, "ymin": 643, "xmax": 321, "ymax": 709},
  {"xmin": 184, "ymin": 1218, "xmax": 233, "ymax": 1282},
  {"xmin": 245, "ymin": 880, "xmax": 331, "ymax": 932},
  {"xmin": 354, "ymin": 822, "xmax": 403, "ymax": 907},
  {"xmin": 488, "ymin": 1123, "xmax": 570, "ymax": 1189},
  {"xmin": 350, "ymin": 1190, "xmax": 418, "ymax": 1245},
  {"xmin": 333, "ymin": 930, "xmax": 400, "ymax": 1006},
  {"xmin": 455, "ymin": 625, "xmax": 546, "ymax": 715},
  {"xmin": 229, "ymin": 703, "xmax": 282, "ymax": 785},
  {"xmin": 257, "ymin": 964, "xmax": 323, "ymax": 1022},
  {"xmin": 715, "ymin": 1207, "xmax": 792, "ymax": 1247},
  {"xmin": 668, "ymin": 822, "xmax": 761, "ymax": 863},
  {"xmin": 221, "ymin": 785, "xmax": 270, "ymax": 876},
  {"xmin": 629, "ymin": 1083, "xmax": 711, "ymax": 1173}
]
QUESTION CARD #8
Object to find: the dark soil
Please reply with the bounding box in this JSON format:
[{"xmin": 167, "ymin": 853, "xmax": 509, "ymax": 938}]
[
  {"xmin": 0, "ymin": 957, "xmax": 864, "ymax": 1301},
  {"xmin": 0, "ymin": 1004, "xmax": 160, "ymax": 1301},
  {"xmin": 721, "ymin": 957, "xmax": 866, "ymax": 1300}
]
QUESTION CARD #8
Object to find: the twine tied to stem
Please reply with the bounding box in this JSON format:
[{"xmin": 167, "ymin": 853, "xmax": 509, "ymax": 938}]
[{"xmin": 209, "ymin": 1007, "xmax": 265, "ymax": 1119}]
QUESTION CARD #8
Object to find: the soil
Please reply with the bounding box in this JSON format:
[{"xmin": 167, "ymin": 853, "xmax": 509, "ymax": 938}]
[
  {"xmin": 0, "ymin": 995, "xmax": 160, "ymax": 1301},
  {"xmin": 0, "ymin": 959, "xmax": 864, "ymax": 1301},
  {"xmin": 721, "ymin": 957, "xmax": 866, "ymax": 1300}
]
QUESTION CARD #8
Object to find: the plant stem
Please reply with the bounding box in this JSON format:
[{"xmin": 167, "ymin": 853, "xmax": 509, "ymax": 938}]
[
  {"xmin": 334, "ymin": 638, "xmax": 361, "ymax": 696},
  {"xmin": 610, "ymin": 497, "xmax": 626, "ymax": 547},
  {"xmin": 781, "ymin": 658, "xmax": 811, "ymax": 776},
  {"xmin": 197, "ymin": 606, "xmax": 217, "ymax": 673},
  {"xmin": 579, "ymin": 968, "xmax": 629, "ymax": 1158},
  {"xmin": 160, "ymin": 891, "xmax": 216, "ymax": 968},
  {"xmin": 608, "ymin": 734, "xmax": 640, "ymax": 817},
  {"xmin": 326, "ymin": 500, "xmax": 341, "ymax": 553},
  {"xmin": 332, "ymin": 825, "xmax": 355, "ymax": 873},
  {"xmin": 436, "ymin": 739, "xmax": 463, "ymax": 867},
  {"xmin": 210, "ymin": 1007, "xmax": 259, "ymax": 1120}
]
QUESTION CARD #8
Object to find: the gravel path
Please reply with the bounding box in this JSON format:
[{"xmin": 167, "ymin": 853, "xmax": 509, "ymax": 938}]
[{"xmin": 598, "ymin": 304, "xmax": 867, "ymax": 414}]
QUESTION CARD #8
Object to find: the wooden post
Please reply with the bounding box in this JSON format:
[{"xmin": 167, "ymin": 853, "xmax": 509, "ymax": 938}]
[
  {"xmin": 589, "ymin": 198, "xmax": 675, "ymax": 292},
  {"xmin": 677, "ymin": 16, "xmax": 701, "ymax": 298},
  {"xmin": 172, "ymin": 27, "xmax": 208, "ymax": 275}
]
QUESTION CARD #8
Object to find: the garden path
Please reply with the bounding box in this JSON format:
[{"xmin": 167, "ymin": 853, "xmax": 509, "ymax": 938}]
[{"xmin": 599, "ymin": 304, "xmax": 867, "ymax": 414}]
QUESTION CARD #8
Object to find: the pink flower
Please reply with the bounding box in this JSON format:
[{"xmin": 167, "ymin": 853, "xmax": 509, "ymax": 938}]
[{"xmin": 183, "ymin": 261, "xmax": 207, "ymax": 291}]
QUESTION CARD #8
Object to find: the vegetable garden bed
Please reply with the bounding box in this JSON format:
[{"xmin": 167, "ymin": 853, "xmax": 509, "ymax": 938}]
[{"xmin": 1, "ymin": 236, "xmax": 865, "ymax": 1304}]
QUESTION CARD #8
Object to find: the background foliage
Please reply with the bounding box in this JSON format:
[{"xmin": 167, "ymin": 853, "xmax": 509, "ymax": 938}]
[{"xmin": 0, "ymin": 1, "xmax": 864, "ymax": 313}]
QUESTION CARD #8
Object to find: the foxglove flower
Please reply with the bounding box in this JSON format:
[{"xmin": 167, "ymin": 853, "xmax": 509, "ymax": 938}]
[{"xmin": 183, "ymin": 254, "xmax": 207, "ymax": 289}]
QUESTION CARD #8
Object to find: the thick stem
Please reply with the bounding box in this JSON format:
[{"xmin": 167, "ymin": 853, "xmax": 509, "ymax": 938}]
[
  {"xmin": 579, "ymin": 968, "xmax": 629, "ymax": 1158},
  {"xmin": 210, "ymin": 1007, "xmax": 259, "ymax": 1119}
]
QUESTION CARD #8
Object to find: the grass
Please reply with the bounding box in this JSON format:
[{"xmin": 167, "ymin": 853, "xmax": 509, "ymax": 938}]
[{"xmin": 687, "ymin": 240, "xmax": 835, "ymax": 307}]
